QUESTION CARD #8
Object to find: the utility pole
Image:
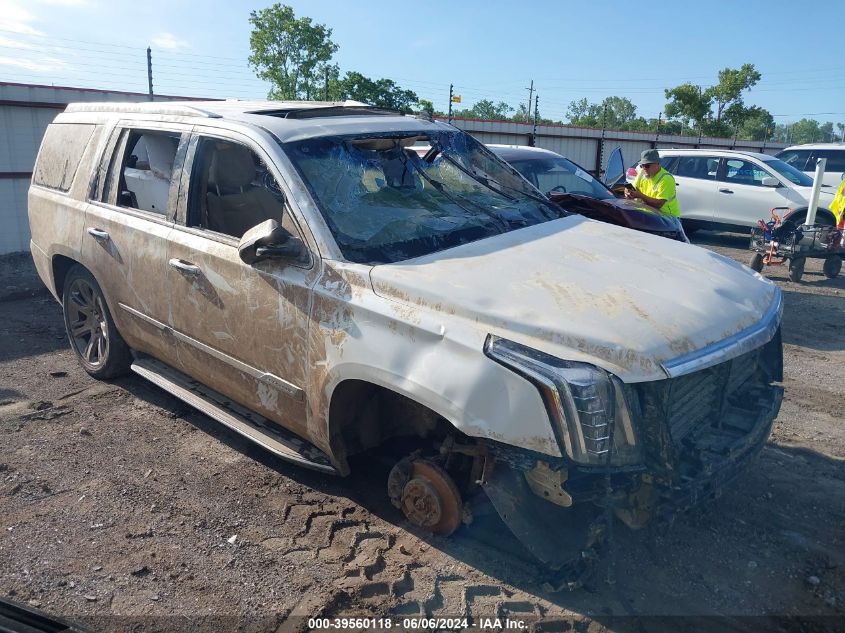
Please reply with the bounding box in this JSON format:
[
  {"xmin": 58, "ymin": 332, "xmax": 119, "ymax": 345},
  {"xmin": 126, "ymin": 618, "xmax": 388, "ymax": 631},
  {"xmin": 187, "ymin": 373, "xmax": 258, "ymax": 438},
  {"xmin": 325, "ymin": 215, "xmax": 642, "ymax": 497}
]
[
  {"xmin": 448, "ymin": 84, "xmax": 453, "ymax": 124},
  {"xmin": 530, "ymin": 95, "xmax": 539, "ymax": 146},
  {"xmin": 654, "ymin": 112, "xmax": 662, "ymax": 148},
  {"xmin": 146, "ymin": 47, "xmax": 154, "ymax": 101},
  {"xmin": 324, "ymin": 67, "xmax": 329, "ymax": 101},
  {"xmin": 526, "ymin": 79, "xmax": 534, "ymax": 120},
  {"xmin": 595, "ymin": 104, "xmax": 608, "ymax": 178},
  {"xmin": 696, "ymin": 86, "xmax": 703, "ymax": 147}
]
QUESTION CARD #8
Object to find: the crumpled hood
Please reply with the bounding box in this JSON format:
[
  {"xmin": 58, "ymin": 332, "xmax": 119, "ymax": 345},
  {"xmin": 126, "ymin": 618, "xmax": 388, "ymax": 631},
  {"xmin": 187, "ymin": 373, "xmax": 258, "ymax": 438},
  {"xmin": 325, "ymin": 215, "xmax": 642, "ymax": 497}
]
[{"xmin": 370, "ymin": 216, "xmax": 779, "ymax": 382}]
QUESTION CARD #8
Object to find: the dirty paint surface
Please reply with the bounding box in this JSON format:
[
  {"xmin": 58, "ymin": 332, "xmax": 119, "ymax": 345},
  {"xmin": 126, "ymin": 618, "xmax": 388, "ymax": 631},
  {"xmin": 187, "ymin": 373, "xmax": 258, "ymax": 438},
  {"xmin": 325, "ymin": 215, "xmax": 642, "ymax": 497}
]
[{"xmin": 371, "ymin": 215, "xmax": 777, "ymax": 383}]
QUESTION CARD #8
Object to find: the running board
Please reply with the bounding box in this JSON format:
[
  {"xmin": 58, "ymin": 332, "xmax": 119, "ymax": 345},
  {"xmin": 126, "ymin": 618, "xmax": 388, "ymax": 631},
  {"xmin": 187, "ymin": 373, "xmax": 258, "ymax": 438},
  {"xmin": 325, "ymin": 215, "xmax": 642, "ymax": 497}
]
[{"xmin": 131, "ymin": 357, "xmax": 337, "ymax": 475}]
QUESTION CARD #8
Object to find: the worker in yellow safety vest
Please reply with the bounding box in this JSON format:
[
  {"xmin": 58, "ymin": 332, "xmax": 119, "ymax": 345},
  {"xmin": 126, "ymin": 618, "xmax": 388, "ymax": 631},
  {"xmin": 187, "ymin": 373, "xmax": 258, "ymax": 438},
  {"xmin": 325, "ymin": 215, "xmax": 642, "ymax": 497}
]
[
  {"xmin": 625, "ymin": 149, "xmax": 681, "ymax": 217},
  {"xmin": 831, "ymin": 178, "xmax": 845, "ymax": 228}
]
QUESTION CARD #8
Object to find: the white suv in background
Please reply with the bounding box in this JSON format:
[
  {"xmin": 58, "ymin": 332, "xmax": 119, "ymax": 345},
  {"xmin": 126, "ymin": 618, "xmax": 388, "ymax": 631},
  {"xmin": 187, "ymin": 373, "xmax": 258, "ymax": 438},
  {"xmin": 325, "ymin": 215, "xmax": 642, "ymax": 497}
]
[
  {"xmin": 645, "ymin": 149, "xmax": 837, "ymax": 232},
  {"xmin": 775, "ymin": 143, "xmax": 845, "ymax": 187}
]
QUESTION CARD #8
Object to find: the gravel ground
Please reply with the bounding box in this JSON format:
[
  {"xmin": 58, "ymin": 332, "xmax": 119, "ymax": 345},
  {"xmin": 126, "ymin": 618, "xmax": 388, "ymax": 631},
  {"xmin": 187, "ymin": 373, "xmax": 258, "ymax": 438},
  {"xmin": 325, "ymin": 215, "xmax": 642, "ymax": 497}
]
[{"xmin": 0, "ymin": 232, "xmax": 843, "ymax": 632}]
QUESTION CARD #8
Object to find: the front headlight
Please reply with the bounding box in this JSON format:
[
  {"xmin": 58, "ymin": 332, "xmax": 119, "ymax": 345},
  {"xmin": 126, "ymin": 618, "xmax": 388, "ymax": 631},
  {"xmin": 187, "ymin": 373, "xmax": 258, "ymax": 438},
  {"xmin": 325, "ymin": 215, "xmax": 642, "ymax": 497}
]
[{"xmin": 484, "ymin": 335, "xmax": 641, "ymax": 467}]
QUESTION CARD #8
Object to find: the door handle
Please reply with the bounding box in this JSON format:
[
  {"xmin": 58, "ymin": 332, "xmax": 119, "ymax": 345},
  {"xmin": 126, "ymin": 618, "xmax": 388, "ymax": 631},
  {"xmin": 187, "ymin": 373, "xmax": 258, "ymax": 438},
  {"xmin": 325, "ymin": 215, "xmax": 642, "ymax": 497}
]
[
  {"xmin": 87, "ymin": 228, "xmax": 110, "ymax": 241},
  {"xmin": 718, "ymin": 188, "xmax": 734, "ymax": 194},
  {"xmin": 168, "ymin": 258, "xmax": 201, "ymax": 276}
]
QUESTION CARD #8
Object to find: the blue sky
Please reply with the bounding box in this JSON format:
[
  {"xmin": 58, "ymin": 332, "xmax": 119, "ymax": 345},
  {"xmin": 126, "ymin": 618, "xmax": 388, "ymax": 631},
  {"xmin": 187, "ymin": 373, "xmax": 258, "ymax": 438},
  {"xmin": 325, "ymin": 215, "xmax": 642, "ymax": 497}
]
[{"xmin": 1, "ymin": 0, "xmax": 843, "ymax": 128}]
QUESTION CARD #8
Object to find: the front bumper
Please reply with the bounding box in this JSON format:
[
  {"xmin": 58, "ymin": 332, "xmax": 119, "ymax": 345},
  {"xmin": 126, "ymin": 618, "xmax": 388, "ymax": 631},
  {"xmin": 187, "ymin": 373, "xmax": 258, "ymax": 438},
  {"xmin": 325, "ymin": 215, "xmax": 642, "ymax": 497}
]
[{"xmin": 481, "ymin": 329, "xmax": 784, "ymax": 567}]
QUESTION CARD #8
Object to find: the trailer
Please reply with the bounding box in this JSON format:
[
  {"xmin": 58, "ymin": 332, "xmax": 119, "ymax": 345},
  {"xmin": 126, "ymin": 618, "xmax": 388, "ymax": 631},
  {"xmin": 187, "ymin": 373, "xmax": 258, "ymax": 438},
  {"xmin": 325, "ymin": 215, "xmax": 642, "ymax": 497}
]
[{"xmin": 749, "ymin": 208, "xmax": 844, "ymax": 282}]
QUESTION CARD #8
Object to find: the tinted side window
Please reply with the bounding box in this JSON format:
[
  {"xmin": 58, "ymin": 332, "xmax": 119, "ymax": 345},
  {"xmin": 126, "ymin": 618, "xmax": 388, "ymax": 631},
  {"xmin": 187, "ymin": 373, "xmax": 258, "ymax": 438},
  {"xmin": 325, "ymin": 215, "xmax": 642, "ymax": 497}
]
[
  {"xmin": 814, "ymin": 150, "xmax": 845, "ymax": 173},
  {"xmin": 722, "ymin": 159, "xmax": 771, "ymax": 186},
  {"xmin": 659, "ymin": 156, "xmax": 678, "ymax": 173},
  {"xmin": 675, "ymin": 156, "xmax": 719, "ymax": 180},
  {"xmin": 33, "ymin": 124, "xmax": 96, "ymax": 191},
  {"xmin": 187, "ymin": 137, "xmax": 286, "ymax": 239},
  {"xmin": 776, "ymin": 150, "xmax": 811, "ymax": 170}
]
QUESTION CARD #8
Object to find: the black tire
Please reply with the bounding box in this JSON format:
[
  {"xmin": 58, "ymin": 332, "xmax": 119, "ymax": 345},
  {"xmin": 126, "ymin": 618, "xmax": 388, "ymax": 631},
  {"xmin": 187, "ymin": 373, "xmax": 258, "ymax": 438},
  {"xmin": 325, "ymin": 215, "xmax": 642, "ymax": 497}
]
[
  {"xmin": 781, "ymin": 209, "xmax": 835, "ymax": 232},
  {"xmin": 748, "ymin": 252, "xmax": 764, "ymax": 272},
  {"xmin": 788, "ymin": 257, "xmax": 805, "ymax": 283},
  {"xmin": 823, "ymin": 255, "xmax": 842, "ymax": 279},
  {"xmin": 62, "ymin": 265, "xmax": 132, "ymax": 379},
  {"xmin": 681, "ymin": 220, "xmax": 700, "ymax": 236}
]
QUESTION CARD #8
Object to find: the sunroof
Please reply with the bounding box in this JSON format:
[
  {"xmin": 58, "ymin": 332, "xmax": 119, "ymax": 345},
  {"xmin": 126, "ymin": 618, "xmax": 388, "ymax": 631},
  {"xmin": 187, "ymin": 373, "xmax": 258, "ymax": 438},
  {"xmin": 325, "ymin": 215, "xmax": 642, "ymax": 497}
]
[{"xmin": 252, "ymin": 106, "xmax": 402, "ymax": 119}]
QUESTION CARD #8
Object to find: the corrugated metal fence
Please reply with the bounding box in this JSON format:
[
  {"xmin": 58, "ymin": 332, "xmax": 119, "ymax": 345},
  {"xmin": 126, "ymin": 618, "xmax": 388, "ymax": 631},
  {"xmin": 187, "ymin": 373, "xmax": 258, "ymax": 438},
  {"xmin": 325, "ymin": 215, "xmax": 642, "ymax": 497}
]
[
  {"xmin": 443, "ymin": 117, "xmax": 788, "ymax": 178},
  {"xmin": 0, "ymin": 82, "xmax": 202, "ymax": 254}
]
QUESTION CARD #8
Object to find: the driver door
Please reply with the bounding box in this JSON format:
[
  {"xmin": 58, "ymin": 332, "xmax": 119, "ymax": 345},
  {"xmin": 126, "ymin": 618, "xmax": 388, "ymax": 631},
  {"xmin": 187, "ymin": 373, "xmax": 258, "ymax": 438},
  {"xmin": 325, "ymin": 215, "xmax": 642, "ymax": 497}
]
[{"xmin": 165, "ymin": 129, "xmax": 318, "ymax": 439}]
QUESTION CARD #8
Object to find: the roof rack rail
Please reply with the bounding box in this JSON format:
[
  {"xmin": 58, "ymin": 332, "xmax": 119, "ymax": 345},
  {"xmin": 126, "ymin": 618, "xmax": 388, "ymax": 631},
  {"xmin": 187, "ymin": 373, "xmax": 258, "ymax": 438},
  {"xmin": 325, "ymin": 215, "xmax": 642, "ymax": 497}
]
[{"xmin": 64, "ymin": 102, "xmax": 222, "ymax": 118}]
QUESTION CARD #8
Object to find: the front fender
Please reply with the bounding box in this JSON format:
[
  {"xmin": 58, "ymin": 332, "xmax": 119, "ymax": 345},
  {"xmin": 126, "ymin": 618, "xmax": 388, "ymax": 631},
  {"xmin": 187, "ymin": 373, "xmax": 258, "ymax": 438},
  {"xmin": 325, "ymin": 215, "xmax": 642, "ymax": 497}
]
[{"xmin": 306, "ymin": 261, "xmax": 561, "ymax": 458}]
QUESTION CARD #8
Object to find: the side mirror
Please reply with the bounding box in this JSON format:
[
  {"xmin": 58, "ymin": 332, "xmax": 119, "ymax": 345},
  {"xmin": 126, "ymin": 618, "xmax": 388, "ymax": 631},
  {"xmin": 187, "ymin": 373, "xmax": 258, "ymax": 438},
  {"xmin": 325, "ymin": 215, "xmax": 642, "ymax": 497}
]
[
  {"xmin": 238, "ymin": 219, "xmax": 304, "ymax": 265},
  {"xmin": 761, "ymin": 177, "xmax": 780, "ymax": 187}
]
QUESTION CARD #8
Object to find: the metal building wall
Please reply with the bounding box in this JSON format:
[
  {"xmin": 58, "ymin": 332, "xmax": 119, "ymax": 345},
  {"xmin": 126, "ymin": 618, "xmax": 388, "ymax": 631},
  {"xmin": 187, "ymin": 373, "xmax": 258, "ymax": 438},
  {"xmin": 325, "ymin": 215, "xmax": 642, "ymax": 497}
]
[{"xmin": 0, "ymin": 82, "xmax": 203, "ymax": 254}]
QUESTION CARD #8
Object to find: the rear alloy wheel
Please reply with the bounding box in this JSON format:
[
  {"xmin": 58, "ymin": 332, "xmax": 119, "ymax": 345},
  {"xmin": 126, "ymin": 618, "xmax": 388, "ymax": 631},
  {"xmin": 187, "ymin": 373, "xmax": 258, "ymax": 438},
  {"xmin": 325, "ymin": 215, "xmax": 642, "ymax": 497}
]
[
  {"xmin": 748, "ymin": 252, "xmax": 764, "ymax": 273},
  {"xmin": 62, "ymin": 266, "xmax": 131, "ymax": 379},
  {"xmin": 823, "ymin": 255, "xmax": 842, "ymax": 279},
  {"xmin": 788, "ymin": 257, "xmax": 805, "ymax": 283}
]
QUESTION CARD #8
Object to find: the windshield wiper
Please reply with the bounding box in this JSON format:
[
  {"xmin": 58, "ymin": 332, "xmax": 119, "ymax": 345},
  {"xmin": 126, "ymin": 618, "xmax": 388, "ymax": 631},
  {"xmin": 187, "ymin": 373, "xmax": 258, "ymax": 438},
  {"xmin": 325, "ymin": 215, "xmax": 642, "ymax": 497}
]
[
  {"xmin": 435, "ymin": 151, "xmax": 562, "ymax": 218},
  {"xmin": 402, "ymin": 153, "xmax": 510, "ymax": 232}
]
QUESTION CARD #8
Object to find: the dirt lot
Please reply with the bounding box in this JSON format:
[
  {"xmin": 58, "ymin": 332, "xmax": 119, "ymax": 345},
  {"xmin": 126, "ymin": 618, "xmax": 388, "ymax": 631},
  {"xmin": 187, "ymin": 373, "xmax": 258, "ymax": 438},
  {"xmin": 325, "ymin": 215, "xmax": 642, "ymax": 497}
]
[{"xmin": 1, "ymin": 233, "xmax": 843, "ymax": 632}]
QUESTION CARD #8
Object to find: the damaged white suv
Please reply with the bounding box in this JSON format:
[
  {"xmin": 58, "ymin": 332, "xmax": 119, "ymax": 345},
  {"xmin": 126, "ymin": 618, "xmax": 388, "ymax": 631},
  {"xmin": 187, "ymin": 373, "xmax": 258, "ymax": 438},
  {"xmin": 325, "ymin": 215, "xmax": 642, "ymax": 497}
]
[{"xmin": 29, "ymin": 100, "xmax": 783, "ymax": 573}]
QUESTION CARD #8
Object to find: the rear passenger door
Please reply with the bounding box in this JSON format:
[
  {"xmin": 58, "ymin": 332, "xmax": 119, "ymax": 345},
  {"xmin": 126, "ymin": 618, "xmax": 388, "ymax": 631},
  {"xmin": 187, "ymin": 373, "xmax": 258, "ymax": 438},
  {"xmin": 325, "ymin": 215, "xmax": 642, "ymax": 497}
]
[
  {"xmin": 670, "ymin": 155, "xmax": 719, "ymax": 222},
  {"xmin": 82, "ymin": 122, "xmax": 189, "ymax": 363},
  {"xmin": 164, "ymin": 129, "xmax": 316, "ymax": 440}
]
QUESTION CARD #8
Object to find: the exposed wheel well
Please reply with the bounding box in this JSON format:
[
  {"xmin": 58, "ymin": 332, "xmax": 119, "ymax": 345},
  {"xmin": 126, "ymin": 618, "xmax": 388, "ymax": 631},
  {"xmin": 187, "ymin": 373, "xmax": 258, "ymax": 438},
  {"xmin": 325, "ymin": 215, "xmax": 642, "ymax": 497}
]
[
  {"xmin": 51, "ymin": 255, "xmax": 78, "ymax": 298},
  {"xmin": 328, "ymin": 380, "xmax": 446, "ymax": 474},
  {"xmin": 782, "ymin": 207, "xmax": 836, "ymax": 228}
]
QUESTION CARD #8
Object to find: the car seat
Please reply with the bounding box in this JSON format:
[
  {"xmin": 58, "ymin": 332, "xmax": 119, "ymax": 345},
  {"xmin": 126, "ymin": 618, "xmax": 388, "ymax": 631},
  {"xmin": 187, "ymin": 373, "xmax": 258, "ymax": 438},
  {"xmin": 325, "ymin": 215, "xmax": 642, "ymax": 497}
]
[{"xmin": 206, "ymin": 144, "xmax": 283, "ymax": 239}]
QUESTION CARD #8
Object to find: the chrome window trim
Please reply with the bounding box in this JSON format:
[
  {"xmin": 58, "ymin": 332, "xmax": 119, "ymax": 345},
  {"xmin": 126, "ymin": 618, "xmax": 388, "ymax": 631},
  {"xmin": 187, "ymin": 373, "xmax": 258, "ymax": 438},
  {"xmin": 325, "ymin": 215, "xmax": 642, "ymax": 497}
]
[{"xmin": 660, "ymin": 286, "xmax": 783, "ymax": 378}]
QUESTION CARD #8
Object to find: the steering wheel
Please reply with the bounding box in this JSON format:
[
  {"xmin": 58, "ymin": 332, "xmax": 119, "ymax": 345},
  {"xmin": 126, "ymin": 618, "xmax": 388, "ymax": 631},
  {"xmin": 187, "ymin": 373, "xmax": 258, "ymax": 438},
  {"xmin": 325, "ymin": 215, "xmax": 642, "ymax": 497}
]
[{"xmin": 548, "ymin": 185, "xmax": 567, "ymax": 194}]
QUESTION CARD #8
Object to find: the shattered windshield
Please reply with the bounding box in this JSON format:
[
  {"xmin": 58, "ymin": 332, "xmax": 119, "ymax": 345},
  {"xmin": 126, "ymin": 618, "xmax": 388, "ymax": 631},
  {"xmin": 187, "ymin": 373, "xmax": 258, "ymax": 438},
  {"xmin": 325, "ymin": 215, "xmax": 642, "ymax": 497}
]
[{"xmin": 284, "ymin": 130, "xmax": 565, "ymax": 264}]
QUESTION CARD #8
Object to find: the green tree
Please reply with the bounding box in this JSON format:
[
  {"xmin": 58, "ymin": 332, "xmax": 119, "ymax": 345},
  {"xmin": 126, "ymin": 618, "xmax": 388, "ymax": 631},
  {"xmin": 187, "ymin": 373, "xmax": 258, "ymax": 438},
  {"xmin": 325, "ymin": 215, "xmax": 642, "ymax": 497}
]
[
  {"xmin": 664, "ymin": 64, "xmax": 762, "ymax": 137},
  {"xmin": 664, "ymin": 83, "xmax": 710, "ymax": 132},
  {"xmin": 566, "ymin": 96, "xmax": 640, "ymax": 129},
  {"xmin": 732, "ymin": 105, "xmax": 774, "ymax": 142},
  {"xmin": 248, "ymin": 4, "xmax": 338, "ymax": 100},
  {"xmin": 705, "ymin": 64, "xmax": 761, "ymax": 124},
  {"xmin": 789, "ymin": 119, "xmax": 827, "ymax": 144},
  {"xmin": 417, "ymin": 98, "xmax": 435, "ymax": 116},
  {"xmin": 338, "ymin": 71, "xmax": 419, "ymax": 113},
  {"xmin": 566, "ymin": 98, "xmax": 601, "ymax": 126},
  {"xmin": 454, "ymin": 99, "xmax": 514, "ymax": 120}
]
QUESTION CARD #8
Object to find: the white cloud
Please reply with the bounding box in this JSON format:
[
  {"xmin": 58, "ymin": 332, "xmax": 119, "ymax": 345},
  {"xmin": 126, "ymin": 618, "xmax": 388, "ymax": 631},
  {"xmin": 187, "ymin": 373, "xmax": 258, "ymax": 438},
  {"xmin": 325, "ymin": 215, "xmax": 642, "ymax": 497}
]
[
  {"xmin": 0, "ymin": 35, "xmax": 39, "ymax": 49},
  {"xmin": 0, "ymin": 0, "xmax": 44, "ymax": 35},
  {"xmin": 0, "ymin": 55, "xmax": 68, "ymax": 72},
  {"xmin": 151, "ymin": 32, "xmax": 189, "ymax": 51}
]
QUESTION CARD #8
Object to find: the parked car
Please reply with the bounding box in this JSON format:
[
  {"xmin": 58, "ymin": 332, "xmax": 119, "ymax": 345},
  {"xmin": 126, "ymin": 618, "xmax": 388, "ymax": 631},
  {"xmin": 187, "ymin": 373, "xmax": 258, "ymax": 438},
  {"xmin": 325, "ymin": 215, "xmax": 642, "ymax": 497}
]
[
  {"xmin": 29, "ymin": 101, "xmax": 783, "ymax": 571},
  {"xmin": 488, "ymin": 145, "xmax": 688, "ymax": 242},
  {"xmin": 775, "ymin": 143, "xmax": 845, "ymax": 187},
  {"xmin": 626, "ymin": 148, "xmax": 837, "ymax": 233}
]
